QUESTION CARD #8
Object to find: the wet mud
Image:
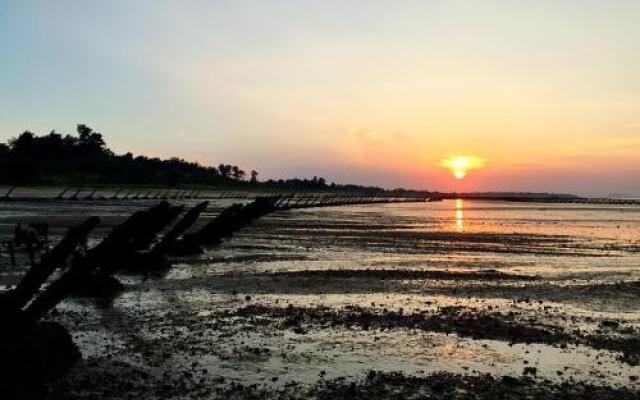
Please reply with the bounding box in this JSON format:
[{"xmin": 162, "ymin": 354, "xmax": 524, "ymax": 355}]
[{"xmin": 1, "ymin": 198, "xmax": 639, "ymax": 398}]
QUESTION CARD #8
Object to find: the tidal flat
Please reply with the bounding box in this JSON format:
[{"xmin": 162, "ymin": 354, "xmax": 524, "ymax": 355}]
[{"xmin": 1, "ymin": 197, "xmax": 639, "ymax": 399}]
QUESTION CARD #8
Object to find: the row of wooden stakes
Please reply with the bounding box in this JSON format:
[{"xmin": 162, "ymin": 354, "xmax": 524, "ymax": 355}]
[
  {"xmin": 54, "ymin": 188, "xmax": 204, "ymax": 200},
  {"xmin": 1, "ymin": 185, "xmax": 437, "ymax": 205},
  {"xmin": 0, "ymin": 192, "xmax": 432, "ymax": 328},
  {"xmin": 0, "ymin": 196, "xmax": 279, "ymax": 396}
]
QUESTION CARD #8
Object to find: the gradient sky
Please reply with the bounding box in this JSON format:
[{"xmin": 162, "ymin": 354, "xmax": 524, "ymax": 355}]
[{"xmin": 1, "ymin": 1, "xmax": 639, "ymax": 196}]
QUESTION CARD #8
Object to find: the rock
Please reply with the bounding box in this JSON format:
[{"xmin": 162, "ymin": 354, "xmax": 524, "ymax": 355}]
[{"xmin": 0, "ymin": 320, "xmax": 80, "ymax": 399}]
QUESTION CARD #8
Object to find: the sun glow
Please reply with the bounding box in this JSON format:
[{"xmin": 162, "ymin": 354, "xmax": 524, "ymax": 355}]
[{"xmin": 440, "ymin": 156, "xmax": 485, "ymax": 180}]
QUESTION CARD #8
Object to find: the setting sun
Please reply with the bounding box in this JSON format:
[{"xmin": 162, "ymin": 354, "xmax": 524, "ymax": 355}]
[{"xmin": 440, "ymin": 156, "xmax": 485, "ymax": 180}]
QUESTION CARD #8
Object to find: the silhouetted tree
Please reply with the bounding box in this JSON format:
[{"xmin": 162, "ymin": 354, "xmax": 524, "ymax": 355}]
[
  {"xmin": 231, "ymin": 166, "xmax": 245, "ymax": 180},
  {"xmin": 8, "ymin": 131, "xmax": 36, "ymax": 155},
  {"xmin": 250, "ymin": 170, "xmax": 258, "ymax": 183},
  {"xmin": 218, "ymin": 164, "xmax": 232, "ymax": 178},
  {"xmin": 77, "ymin": 124, "xmax": 108, "ymax": 156},
  {"xmin": 0, "ymin": 125, "xmax": 248, "ymax": 186},
  {"xmin": 0, "ymin": 143, "xmax": 9, "ymax": 156}
]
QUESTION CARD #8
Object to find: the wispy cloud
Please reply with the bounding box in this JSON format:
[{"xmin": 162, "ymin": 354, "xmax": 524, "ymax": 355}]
[{"xmin": 348, "ymin": 126, "xmax": 379, "ymax": 142}]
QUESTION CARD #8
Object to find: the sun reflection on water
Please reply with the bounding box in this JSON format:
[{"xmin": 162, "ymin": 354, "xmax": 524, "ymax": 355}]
[{"xmin": 455, "ymin": 199, "xmax": 464, "ymax": 232}]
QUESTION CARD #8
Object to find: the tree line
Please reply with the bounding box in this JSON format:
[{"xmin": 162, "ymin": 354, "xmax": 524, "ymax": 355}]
[
  {"xmin": 0, "ymin": 125, "xmax": 253, "ymax": 186},
  {"xmin": 0, "ymin": 125, "xmax": 351, "ymax": 190}
]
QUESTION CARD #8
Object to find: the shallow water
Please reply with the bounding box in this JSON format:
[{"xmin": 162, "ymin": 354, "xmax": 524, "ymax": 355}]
[{"xmin": 2, "ymin": 198, "xmax": 640, "ymax": 397}]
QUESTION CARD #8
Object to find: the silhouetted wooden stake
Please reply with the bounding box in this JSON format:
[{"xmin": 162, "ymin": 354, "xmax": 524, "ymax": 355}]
[
  {"xmin": 21, "ymin": 204, "xmax": 165, "ymax": 321},
  {"xmin": 55, "ymin": 188, "xmax": 69, "ymax": 200},
  {"xmin": 2, "ymin": 186, "xmax": 16, "ymax": 199},
  {"xmin": 2, "ymin": 217, "xmax": 100, "ymax": 311},
  {"xmin": 69, "ymin": 189, "xmax": 82, "ymax": 200},
  {"xmin": 83, "ymin": 188, "xmax": 98, "ymax": 200},
  {"xmin": 152, "ymin": 201, "xmax": 209, "ymax": 255}
]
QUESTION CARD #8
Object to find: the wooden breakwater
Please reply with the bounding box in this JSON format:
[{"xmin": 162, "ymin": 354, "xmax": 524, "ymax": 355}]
[
  {"xmin": 0, "ymin": 198, "xmax": 274, "ymax": 396},
  {"xmin": 0, "ymin": 186, "xmax": 438, "ymax": 207},
  {"xmin": 3, "ymin": 186, "xmax": 640, "ymax": 206},
  {"xmin": 273, "ymin": 194, "xmax": 437, "ymax": 208},
  {"xmin": 3, "ymin": 191, "xmax": 432, "ymax": 391}
]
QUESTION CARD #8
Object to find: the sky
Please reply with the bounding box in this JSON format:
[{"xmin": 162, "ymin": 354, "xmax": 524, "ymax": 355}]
[{"xmin": 1, "ymin": 1, "xmax": 639, "ymax": 196}]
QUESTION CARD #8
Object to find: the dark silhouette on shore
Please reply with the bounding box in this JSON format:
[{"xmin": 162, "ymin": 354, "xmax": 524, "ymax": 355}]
[
  {"xmin": 0, "ymin": 125, "xmax": 246, "ymax": 186},
  {"xmin": 0, "ymin": 124, "xmax": 389, "ymax": 193}
]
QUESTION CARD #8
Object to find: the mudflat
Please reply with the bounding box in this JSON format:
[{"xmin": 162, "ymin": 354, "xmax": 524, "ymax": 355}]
[{"xmin": 1, "ymin": 198, "xmax": 639, "ymax": 399}]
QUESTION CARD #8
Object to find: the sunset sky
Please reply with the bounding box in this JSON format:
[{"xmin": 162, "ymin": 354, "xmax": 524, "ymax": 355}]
[{"xmin": 1, "ymin": 1, "xmax": 639, "ymax": 196}]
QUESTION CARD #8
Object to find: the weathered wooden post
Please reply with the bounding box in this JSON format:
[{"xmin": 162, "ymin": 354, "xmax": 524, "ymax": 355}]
[
  {"xmin": 151, "ymin": 201, "xmax": 209, "ymax": 256},
  {"xmin": 83, "ymin": 188, "xmax": 98, "ymax": 200},
  {"xmin": 1, "ymin": 217, "xmax": 100, "ymax": 312},
  {"xmin": 274, "ymin": 194, "xmax": 288, "ymax": 208},
  {"xmin": 69, "ymin": 189, "xmax": 82, "ymax": 200},
  {"xmin": 2, "ymin": 186, "xmax": 16, "ymax": 199},
  {"xmin": 20, "ymin": 203, "xmax": 172, "ymax": 316},
  {"xmin": 55, "ymin": 188, "xmax": 69, "ymax": 200}
]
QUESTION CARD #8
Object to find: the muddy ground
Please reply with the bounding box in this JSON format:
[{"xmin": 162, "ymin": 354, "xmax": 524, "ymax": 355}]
[{"xmin": 1, "ymin": 198, "xmax": 639, "ymax": 399}]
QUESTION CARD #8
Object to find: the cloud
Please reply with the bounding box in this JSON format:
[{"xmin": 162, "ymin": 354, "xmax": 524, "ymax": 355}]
[
  {"xmin": 341, "ymin": 126, "xmax": 424, "ymax": 172},
  {"xmin": 390, "ymin": 131, "xmax": 414, "ymax": 143},
  {"xmin": 348, "ymin": 126, "xmax": 378, "ymax": 142}
]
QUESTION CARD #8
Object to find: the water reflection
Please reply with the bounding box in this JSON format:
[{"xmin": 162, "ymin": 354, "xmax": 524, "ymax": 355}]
[{"xmin": 455, "ymin": 199, "xmax": 464, "ymax": 232}]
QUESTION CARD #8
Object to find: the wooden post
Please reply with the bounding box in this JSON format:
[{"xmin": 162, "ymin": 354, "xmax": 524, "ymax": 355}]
[
  {"xmin": 131, "ymin": 203, "xmax": 182, "ymax": 251},
  {"xmin": 2, "ymin": 217, "xmax": 100, "ymax": 310},
  {"xmin": 84, "ymin": 188, "xmax": 98, "ymax": 200},
  {"xmin": 21, "ymin": 207, "xmax": 156, "ymax": 322},
  {"xmin": 69, "ymin": 189, "xmax": 82, "ymax": 200},
  {"xmin": 55, "ymin": 188, "xmax": 69, "ymax": 200},
  {"xmin": 2, "ymin": 186, "xmax": 16, "ymax": 199},
  {"xmin": 152, "ymin": 201, "xmax": 209, "ymax": 255}
]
